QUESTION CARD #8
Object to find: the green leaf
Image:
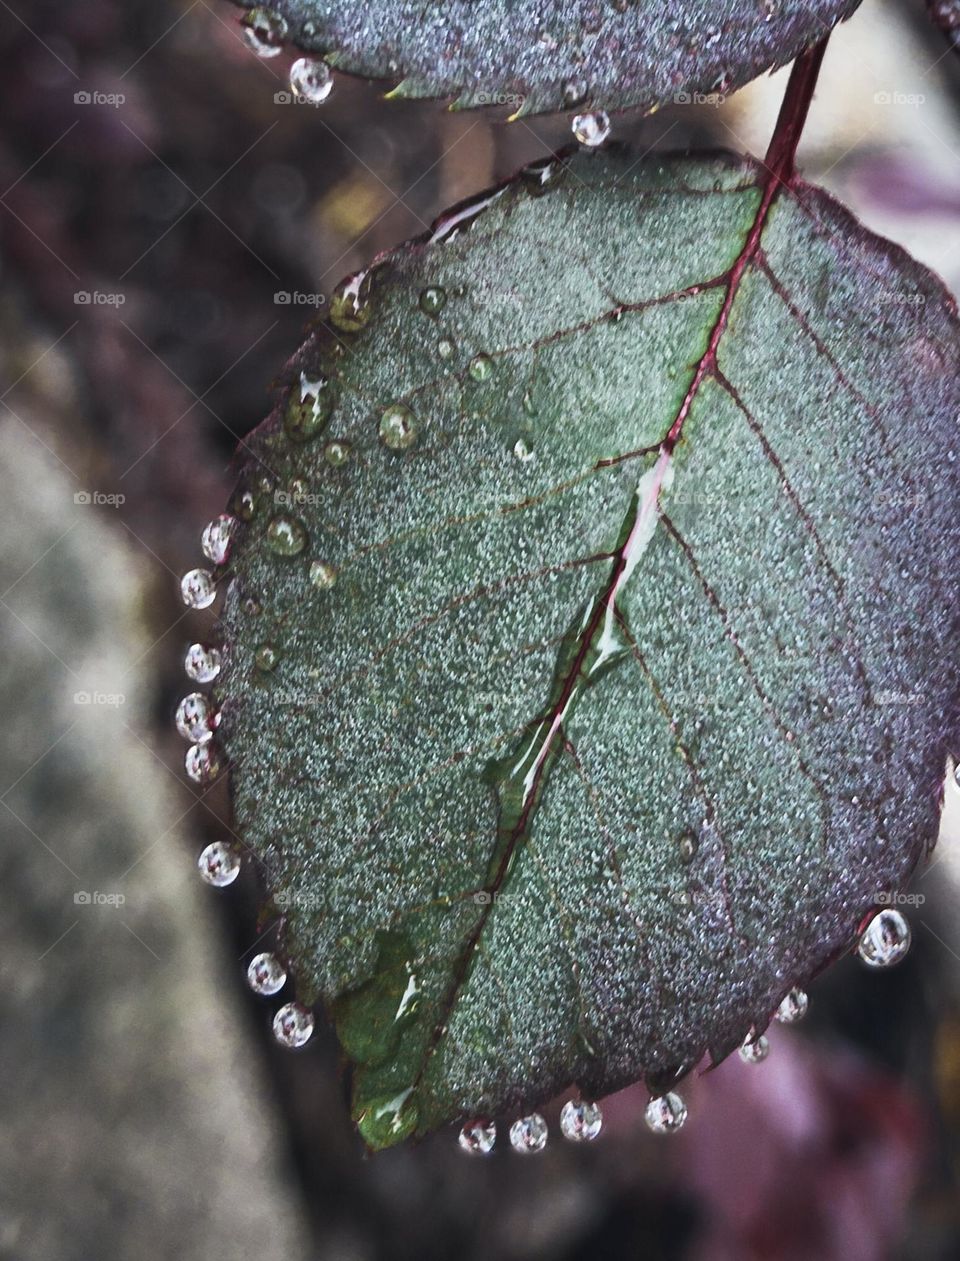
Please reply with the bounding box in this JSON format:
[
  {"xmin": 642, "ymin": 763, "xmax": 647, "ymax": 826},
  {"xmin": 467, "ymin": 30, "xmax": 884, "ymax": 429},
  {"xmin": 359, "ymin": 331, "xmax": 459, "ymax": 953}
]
[
  {"xmin": 217, "ymin": 148, "xmax": 960, "ymax": 1149},
  {"xmin": 233, "ymin": 0, "xmax": 860, "ymax": 116}
]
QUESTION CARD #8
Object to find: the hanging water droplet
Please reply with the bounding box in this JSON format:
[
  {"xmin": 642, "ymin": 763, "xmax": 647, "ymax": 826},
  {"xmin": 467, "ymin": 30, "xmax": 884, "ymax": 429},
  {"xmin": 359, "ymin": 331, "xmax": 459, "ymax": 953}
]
[
  {"xmin": 197, "ymin": 841, "xmax": 240, "ymax": 887},
  {"xmin": 329, "ymin": 269, "xmax": 373, "ymax": 332},
  {"xmin": 180, "ymin": 568, "xmax": 217, "ymax": 609},
  {"xmin": 289, "ymin": 56, "xmax": 333, "ymax": 104},
  {"xmin": 240, "ymin": 7, "xmax": 288, "ymax": 57},
  {"xmin": 284, "ymin": 372, "xmax": 336, "ymax": 441},
  {"xmin": 857, "ymin": 908, "xmax": 911, "ymax": 967},
  {"xmin": 266, "ymin": 515, "xmax": 307, "ymax": 556},
  {"xmin": 379, "ymin": 403, "xmax": 418, "ymax": 451},
  {"xmin": 468, "ymin": 353, "xmax": 494, "ymax": 382},
  {"xmin": 559, "ymin": 1099, "xmax": 603, "ymax": 1142},
  {"xmin": 513, "ymin": 438, "xmax": 534, "ymax": 463},
  {"xmin": 562, "ymin": 79, "xmax": 589, "ymax": 108},
  {"xmin": 739, "ymin": 1033, "xmax": 769, "ymax": 1063},
  {"xmin": 175, "ymin": 692, "xmax": 213, "ymax": 744},
  {"xmin": 644, "ymin": 1092, "xmax": 687, "ymax": 1133},
  {"xmin": 254, "ymin": 642, "xmax": 280, "ymax": 672},
  {"xmin": 458, "ymin": 1118, "xmax": 496, "ymax": 1155},
  {"xmin": 324, "ymin": 440, "xmax": 351, "ymax": 467},
  {"xmin": 309, "ymin": 560, "xmax": 337, "ymax": 589},
  {"xmin": 437, "ymin": 337, "xmax": 456, "ymax": 361},
  {"xmin": 509, "ymin": 1113, "xmax": 548, "ymax": 1153},
  {"xmin": 184, "ymin": 643, "xmax": 221, "ymax": 683},
  {"xmin": 201, "ymin": 514, "xmax": 238, "ymax": 565},
  {"xmin": 273, "ymin": 1001, "xmax": 314, "ymax": 1047},
  {"xmin": 185, "ymin": 741, "xmax": 220, "ymax": 785},
  {"xmin": 247, "ymin": 951, "xmax": 287, "ymax": 996},
  {"xmin": 572, "ymin": 110, "xmax": 611, "ymax": 147},
  {"xmin": 775, "ymin": 987, "xmax": 808, "ymax": 1024},
  {"xmin": 419, "ymin": 286, "xmax": 447, "ymax": 317}
]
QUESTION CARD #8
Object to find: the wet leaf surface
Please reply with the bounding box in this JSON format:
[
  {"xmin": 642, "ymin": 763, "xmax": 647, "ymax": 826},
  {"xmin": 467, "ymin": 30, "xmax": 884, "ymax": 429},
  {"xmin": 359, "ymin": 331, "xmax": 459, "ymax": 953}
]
[
  {"xmin": 232, "ymin": 0, "xmax": 861, "ymax": 116},
  {"xmin": 217, "ymin": 148, "xmax": 960, "ymax": 1148}
]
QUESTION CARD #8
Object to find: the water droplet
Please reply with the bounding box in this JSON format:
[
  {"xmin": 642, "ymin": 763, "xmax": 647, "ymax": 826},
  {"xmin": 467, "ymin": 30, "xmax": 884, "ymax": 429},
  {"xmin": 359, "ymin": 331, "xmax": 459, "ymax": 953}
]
[
  {"xmin": 284, "ymin": 372, "xmax": 336, "ymax": 441},
  {"xmin": 739, "ymin": 1033, "xmax": 769, "ymax": 1063},
  {"xmin": 289, "ymin": 55, "xmax": 333, "ymax": 103},
  {"xmin": 560, "ymin": 1099, "xmax": 602, "ymax": 1142},
  {"xmin": 233, "ymin": 487, "xmax": 257, "ymax": 521},
  {"xmin": 644, "ymin": 1092, "xmax": 687, "ymax": 1133},
  {"xmin": 266, "ymin": 515, "xmax": 307, "ymax": 556},
  {"xmin": 509, "ymin": 1113, "xmax": 548, "ymax": 1153},
  {"xmin": 379, "ymin": 403, "xmax": 417, "ymax": 451},
  {"xmin": 175, "ymin": 692, "xmax": 213, "ymax": 743},
  {"xmin": 677, "ymin": 830, "xmax": 698, "ymax": 864},
  {"xmin": 522, "ymin": 389, "xmax": 537, "ymax": 416},
  {"xmin": 273, "ymin": 1001, "xmax": 314, "ymax": 1047},
  {"xmin": 180, "ymin": 568, "xmax": 217, "ymax": 609},
  {"xmin": 184, "ymin": 643, "xmax": 221, "ymax": 683},
  {"xmin": 562, "ymin": 79, "xmax": 590, "ymax": 108},
  {"xmin": 762, "ymin": 0, "xmax": 780, "ymax": 20},
  {"xmin": 521, "ymin": 157, "xmax": 564, "ymax": 195},
  {"xmin": 197, "ymin": 841, "xmax": 240, "ymax": 887},
  {"xmin": 857, "ymin": 908, "xmax": 911, "ymax": 967},
  {"xmin": 329, "ymin": 269, "xmax": 373, "ymax": 332},
  {"xmin": 513, "ymin": 438, "xmax": 534, "ymax": 463},
  {"xmin": 458, "ymin": 1118, "xmax": 496, "ymax": 1155},
  {"xmin": 775, "ymin": 987, "xmax": 808, "ymax": 1024},
  {"xmin": 240, "ymin": 7, "xmax": 288, "ymax": 57},
  {"xmin": 254, "ymin": 642, "xmax": 280, "ymax": 671},
  {"xmin": 247, "ymin": 951, "xmax": 287, "ymax": 996},
  {"xmin": 324, "ymin": 440, "xmax": 351, "ymax": 467},
  {"xmin": 419, "ymin": 286, "xmax": 447, "ymax": 317},
  {"xmin": 468, "ymin": 353, "xmax": 494, "ymax": 382},
  {"xmin": 572, "ymin": 110, "xmax": 611, "ymax": 147},
  {"xmin": 309, "ymin": 559, "xmax": 337, "ymax": 589},
  {"xmin": 185, "ymin": 741, "xmax": 220, "ymax": 784},
  {"xmin": 201, "ymin": 514, "xmax": 238, "ymax": 565}
]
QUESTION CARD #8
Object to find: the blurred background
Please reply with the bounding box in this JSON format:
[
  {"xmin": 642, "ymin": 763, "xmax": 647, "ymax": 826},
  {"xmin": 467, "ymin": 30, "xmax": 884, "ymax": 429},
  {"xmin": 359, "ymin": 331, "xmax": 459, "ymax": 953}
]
[{"xmin": 3, "ymin": 1, "xmax": 960, "ymax": 1257}]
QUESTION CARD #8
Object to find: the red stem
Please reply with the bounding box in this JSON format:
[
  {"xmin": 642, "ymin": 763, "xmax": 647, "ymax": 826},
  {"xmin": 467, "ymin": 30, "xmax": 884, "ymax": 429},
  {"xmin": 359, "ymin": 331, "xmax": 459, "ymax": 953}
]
[{"xmin": 764, "ymin": 36, "xmax": 829, "ymax": 184}]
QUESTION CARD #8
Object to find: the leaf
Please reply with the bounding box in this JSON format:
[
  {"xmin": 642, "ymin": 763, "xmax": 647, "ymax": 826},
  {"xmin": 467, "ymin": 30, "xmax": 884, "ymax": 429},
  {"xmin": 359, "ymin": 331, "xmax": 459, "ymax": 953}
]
[
  {"xmin": 233, "ymin": 0, "xmax": 861, "ymax": 116},
  {"xmin": 216, "ymin": 148, "xmax": 960, "ymax": 1150}
]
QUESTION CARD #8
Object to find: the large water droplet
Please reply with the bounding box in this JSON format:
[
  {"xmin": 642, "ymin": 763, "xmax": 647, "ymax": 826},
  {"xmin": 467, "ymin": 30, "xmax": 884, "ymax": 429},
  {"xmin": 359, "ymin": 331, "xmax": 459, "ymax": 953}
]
[
  {"xmin": 185, "ymin": 741, "xmax": 220, "ymax": 784},
  {"xmin": 329, "ymin": 269, "xmax": 373, "ymax": 332},
  {"xmin": 197, "ymin": 841, "xmax": 240, "ymax": 887},
  {"xmin": 175, "ymin": 692, "xmax": 213, "ymax": 744},
  {"xmin": 509, "ymin": 1113, "xmax": 548, "ymax": 1153},
  {"xmin": 560, "ymin": 1099, "xmax": 602, "ymax": 1142},
  {"xmin": 289, "ymin": 55, "xmax": 333, "ymax": 103},
  {"xmin": 309, "ymin": 559, "xmax": 337, "ymax": 589},
  {"xmin": 273, "ymin": 1002, "xmax": 314, "ymax": 1047},
  {"xmin": 201, "ymin": 514, "xmax": 238, "ymax": 565},
  {"xmin": 419, "ymin": 286, "xmax": 447, "ymax": 317},
  {"xmin": 266, "ymin": 515, "xmax": 307, "ymax": 556},
  {"xmin": 775, "ymin": 987, "xmax": 808, "ymax": 1024},
  {"xmin": 644, "ymin": 1092, "xmax": 687, "ymax": 1133},
  {"xmin": 512, "ymin": 438, "xmax": 534, "ymax": 463},
  {"xmin": 468, "ymin": 353, "xmax": 494, "ymax": 382},
  {"xmin": 180, "ymin": 568, "xmax": 217, "ymax": 609},
  {"xmin": 247, "ymin": 951, "xmax": 287, "ymax": 996},
  {"xmin": 241, "ymin": 7, "xmax": 288, "ymax": 56},
  {"xmin": 184, "ymin": 643, "xmax": 221, "ymax": 683},
  {"xmin": 739, "ymin": 1033, "xmax": 769, "ymax": 1063},
  {"xmin": 379, "ymin": 403, "xmax": 417, "ymax": 451},
  {"xmin": 857, "ymin": 908, "xmax": 911, "ymax": 967},
  {"xmin": 572, "ymin": 110, "xmax": 611, "ymax": 147},
  {"xmin": 458, "ymin": 1118, "xmax": 496, "ymax": 1155},
  {"xmin": 284, "ymin": 372, "xmax": 336, "ymax": 441}
]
